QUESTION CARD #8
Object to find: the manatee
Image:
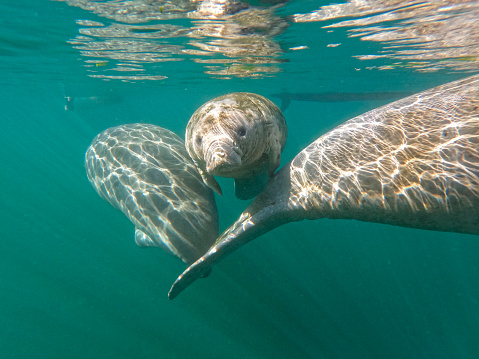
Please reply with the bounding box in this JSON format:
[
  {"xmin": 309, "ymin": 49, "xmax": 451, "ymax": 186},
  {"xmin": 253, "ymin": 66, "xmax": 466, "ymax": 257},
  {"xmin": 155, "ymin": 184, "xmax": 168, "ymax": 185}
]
[
  {"xmin": 85, "ymin": 123, "xmax": 219, "ymax": 265},
  {"xmin": 185, "ymin": 92, "xmax": 287, "ymax": 200},
  {"xmin": 169, "ymin": 74, "xmax": 479, "ymax": 298}
]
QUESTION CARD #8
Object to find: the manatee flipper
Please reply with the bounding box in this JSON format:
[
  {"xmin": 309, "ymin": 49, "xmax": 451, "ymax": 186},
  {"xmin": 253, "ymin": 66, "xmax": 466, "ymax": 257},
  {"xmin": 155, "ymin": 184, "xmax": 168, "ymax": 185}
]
[
  {"xmin": 200, "ymin": 266, "xmax": 212, "ymax": 278},
  {"xmin": 135, "ymin": 228, "xmax": 171, "ymax": 253},
  {"xmin": 234, "ymin": 172, "xmax": 269, "ymax": 200},
  {"xmin": 199, "ymin": 168, "xmax": 223, "ymax": 196}
]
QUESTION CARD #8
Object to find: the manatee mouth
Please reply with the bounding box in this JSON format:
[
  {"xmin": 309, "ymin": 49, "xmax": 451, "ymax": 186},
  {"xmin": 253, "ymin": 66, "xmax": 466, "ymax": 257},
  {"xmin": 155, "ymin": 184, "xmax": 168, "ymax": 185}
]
[{"xmin": 206, "ymin": 145, "xmax": 243, "ymax": 175}]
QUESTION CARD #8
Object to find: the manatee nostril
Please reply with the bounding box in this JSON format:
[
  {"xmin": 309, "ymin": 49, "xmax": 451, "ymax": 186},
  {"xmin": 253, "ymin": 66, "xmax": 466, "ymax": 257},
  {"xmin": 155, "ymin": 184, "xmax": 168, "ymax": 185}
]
[{"xmin": 196, "ymin": 136, "xmax": 202, "ymax": 146}]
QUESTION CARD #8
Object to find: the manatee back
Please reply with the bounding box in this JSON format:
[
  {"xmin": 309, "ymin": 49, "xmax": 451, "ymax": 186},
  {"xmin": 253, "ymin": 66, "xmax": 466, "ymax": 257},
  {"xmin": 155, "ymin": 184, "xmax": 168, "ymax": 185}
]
[
  {"xmin": 289, "ymin": 75, "xmax": 479, "ymax": 234},
  {"xmin": 85, "ymin": 123, "xmax": 219, "ymax": 264}
]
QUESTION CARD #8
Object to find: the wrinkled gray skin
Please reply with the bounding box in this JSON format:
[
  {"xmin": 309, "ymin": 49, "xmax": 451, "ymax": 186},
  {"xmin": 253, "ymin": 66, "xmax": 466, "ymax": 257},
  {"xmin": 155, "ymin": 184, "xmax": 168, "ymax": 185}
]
[
  {"xmin": 85, "ymin": 123, "xmax": 219, "ymax": 265},
  {"xmin": 169, "ymin": 75, "xmax": 479, "ymax": 299},
  {"xmin": 185, "ymin": 92, "xmax": 287, "ymax": 200}
]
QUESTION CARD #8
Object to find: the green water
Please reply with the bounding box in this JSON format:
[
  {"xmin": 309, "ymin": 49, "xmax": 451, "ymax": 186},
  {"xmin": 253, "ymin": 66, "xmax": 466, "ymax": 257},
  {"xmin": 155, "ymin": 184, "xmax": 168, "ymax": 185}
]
[{"xmin": 1, "ymin": 1, "xmax": 479, "ymax": 358}]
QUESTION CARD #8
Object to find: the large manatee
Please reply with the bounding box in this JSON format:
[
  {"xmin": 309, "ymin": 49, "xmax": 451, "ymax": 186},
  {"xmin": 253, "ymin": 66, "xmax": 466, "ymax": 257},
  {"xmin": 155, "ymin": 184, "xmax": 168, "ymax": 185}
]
[
  {"xmin": 169, "ymin": 74, "xmax": 479, "ymax": 299},
  {"xmin": 85, "ymin": 123, "xmax": 219, "ymax": 265}
]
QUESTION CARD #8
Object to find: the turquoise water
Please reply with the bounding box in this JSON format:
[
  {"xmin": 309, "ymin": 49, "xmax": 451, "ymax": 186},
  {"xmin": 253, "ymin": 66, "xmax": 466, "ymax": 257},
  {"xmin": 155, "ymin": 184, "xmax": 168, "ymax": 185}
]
[{"xmin": 2, "ymin": 1, "xmax": 479, "ymax": 358}]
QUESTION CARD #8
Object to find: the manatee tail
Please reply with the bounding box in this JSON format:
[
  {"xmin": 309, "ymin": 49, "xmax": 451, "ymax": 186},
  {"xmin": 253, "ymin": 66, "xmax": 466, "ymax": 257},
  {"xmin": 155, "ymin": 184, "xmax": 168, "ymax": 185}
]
[
  {"xmin": 168, "ymin": 164, "xmax": 296, "ymax": 299},
  {"xmin": 168, "ymin": 197, "xmax": 289, "ymax": 299}
]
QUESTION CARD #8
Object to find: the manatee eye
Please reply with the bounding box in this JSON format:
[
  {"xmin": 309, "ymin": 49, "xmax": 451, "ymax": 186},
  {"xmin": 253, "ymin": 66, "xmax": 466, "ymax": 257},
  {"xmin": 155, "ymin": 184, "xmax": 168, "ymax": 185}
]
[
  {"xmin": 196, "ymin": 135, "xmax": 202, "ymax": 146},
  {"xmin": 237, "ymin": 127, "xmax": 246, "ymax": 137}
]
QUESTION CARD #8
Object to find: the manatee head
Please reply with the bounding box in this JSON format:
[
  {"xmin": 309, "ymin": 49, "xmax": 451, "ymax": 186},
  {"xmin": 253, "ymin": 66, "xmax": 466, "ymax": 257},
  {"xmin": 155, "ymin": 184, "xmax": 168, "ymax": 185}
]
[
  {"xmin": 187, "ymin": 93, "xmax": 266, "ymax": 176},
  {"xmin": 196, "ymin": 112, "xmax": 258, "ymax": 177}
]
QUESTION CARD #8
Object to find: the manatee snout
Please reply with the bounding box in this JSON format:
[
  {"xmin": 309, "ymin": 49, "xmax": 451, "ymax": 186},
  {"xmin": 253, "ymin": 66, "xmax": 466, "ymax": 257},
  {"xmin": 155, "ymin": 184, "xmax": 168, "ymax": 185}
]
[{"xmin": 206, "ymin": 144, "xmax": 243, "ymax": 175}]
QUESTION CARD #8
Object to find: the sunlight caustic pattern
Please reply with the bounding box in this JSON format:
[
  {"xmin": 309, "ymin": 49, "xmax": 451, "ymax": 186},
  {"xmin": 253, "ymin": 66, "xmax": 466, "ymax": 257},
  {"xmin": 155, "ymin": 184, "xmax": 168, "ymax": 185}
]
[{"xmin": 85, "ymin": 123, "xmax": 219, "ymax": 264}]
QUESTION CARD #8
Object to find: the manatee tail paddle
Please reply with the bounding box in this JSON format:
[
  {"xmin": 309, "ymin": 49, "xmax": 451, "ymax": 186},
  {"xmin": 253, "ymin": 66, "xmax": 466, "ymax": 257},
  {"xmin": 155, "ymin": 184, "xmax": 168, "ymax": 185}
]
[
  {"xmin": 168, "ymin": 212, "xmax": 258, "ymax": 299},
  {"xmin": 168, "ymin": 197, "xmax": 290, "ymax": 299}
]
